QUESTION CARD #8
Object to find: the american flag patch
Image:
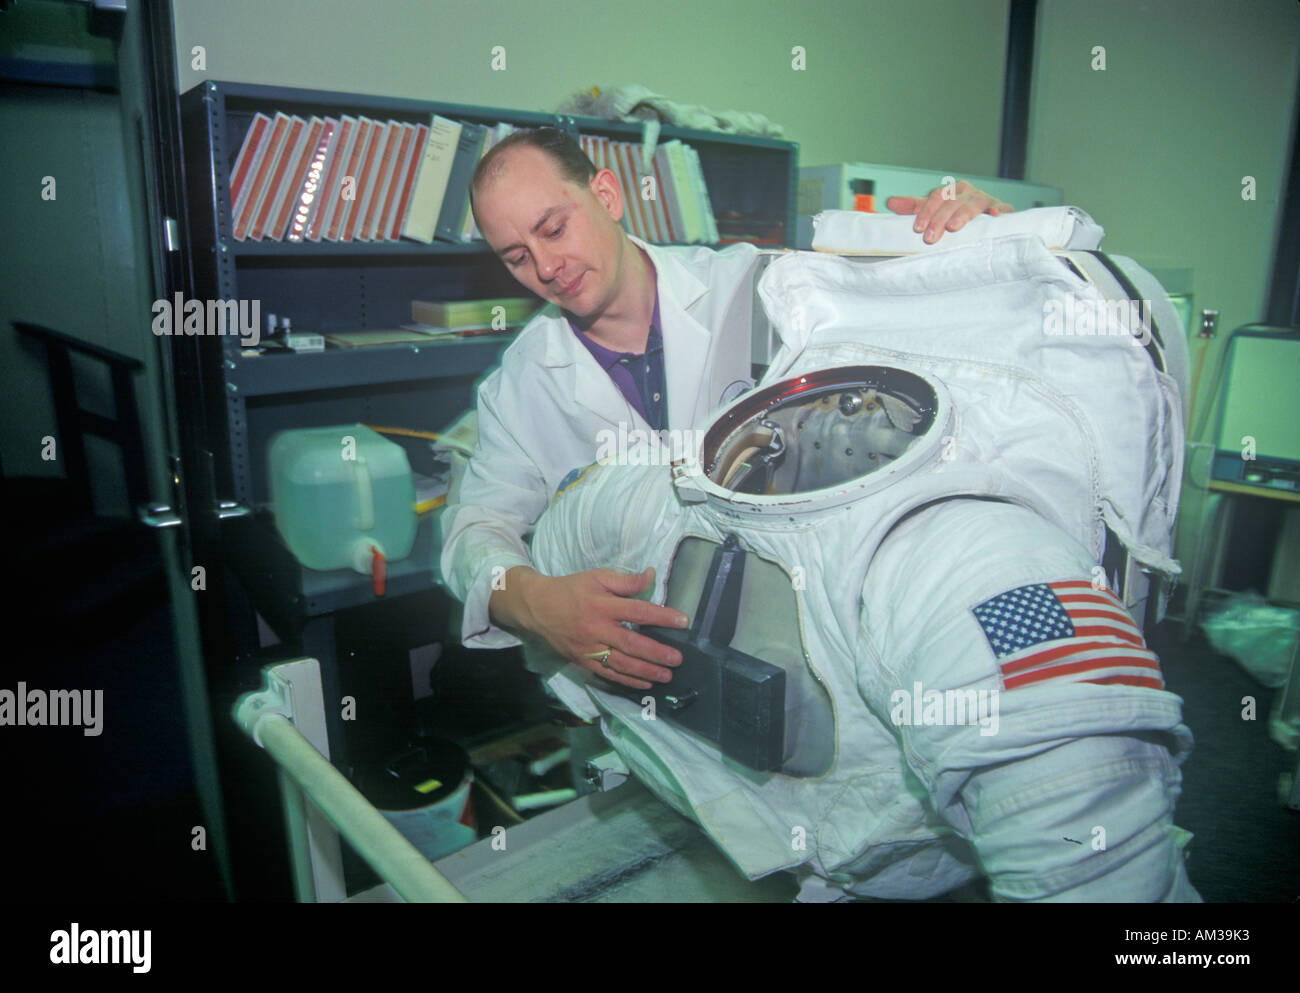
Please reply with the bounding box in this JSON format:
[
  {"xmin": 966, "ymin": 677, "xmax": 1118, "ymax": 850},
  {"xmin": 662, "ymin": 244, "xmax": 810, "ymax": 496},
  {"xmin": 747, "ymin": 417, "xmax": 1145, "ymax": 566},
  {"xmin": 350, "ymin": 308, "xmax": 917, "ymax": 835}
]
[{"xmin": 971, "ymin": 580, "xmax": 1163, "ymax": 691}]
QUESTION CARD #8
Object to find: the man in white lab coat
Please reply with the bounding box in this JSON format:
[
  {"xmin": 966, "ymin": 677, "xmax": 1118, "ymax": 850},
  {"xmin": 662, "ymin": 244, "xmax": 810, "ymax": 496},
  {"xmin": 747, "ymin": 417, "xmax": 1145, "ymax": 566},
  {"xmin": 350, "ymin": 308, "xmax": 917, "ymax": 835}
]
[{"xmin": 439, "ymin": 128, "xmax": 1012, "ymax": 680}]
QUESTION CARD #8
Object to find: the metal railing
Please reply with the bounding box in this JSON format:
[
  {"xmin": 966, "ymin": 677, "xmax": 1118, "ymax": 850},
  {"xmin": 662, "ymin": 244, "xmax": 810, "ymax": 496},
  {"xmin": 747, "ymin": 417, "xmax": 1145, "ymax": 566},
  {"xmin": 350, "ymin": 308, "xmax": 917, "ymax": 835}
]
[{"xmin": 234, "ymin": 657, "xmax": 467, "ymax": 903}]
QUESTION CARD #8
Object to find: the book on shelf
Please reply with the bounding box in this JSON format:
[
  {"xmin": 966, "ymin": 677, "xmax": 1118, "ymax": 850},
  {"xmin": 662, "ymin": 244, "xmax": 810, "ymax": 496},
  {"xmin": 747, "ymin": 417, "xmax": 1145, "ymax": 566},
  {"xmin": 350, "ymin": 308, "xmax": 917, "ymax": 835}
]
[
  {"xmin": 329, "ymin": 116, "xmax": 372, "ymax": 241},
  {"xmin": 227, "ymin": 110, "xmax": 467, "ymax": 245},
  {"xmin": 386, "ymin": 121, "xmax": 427, "ymax": 241},
  {"xmin": 411, "ymin": 296, "xmax": 539, "ymax": 328},
  {"xmin": 233, "ymin": 111, "xmax": 289, "ymax": 241},
  {"xmin": 376, "ymin": 122, "xmax": 417, "ymax": 243},
  {"xmin": 287, "ymin": 117, "xmax": 337, "ymax": 242},
  {"xmin": 401, "ymin": 115, "xmax": 461, "ymax": 243},
  {"xmin": 574, "ymin": 133, "xmax": 717, "ymax": 245},
  {"xmin": 639, "ymin": 143, "xmax": 673, "ymax": 242},
  {"xmin": 683, "ymin": 143, "xmax": 719, "ymax": 243},
  {"xmin": 309, "ymin": 115, "xmax": 355, "ymax": 242},
  {"xmin": 229, "ymin": 111, "xmax": 271, "ymax": 227},
  {"xmin": 667, "ymin": 140, "xmax": 705, "ymax": 243},
  {"xmin": 461, "ymin": 122, "xmax": 514, "ymax": 241},
  {"xmin": 436, "ymin": 122, "xmax": 487, "ymax": 243},
  {"xmin": 320, "ymin": 322, "xmax": 521, "ymax": 349},
  {"xmin": 268, "ymin": 116, "xmax": 326, "ymax": 241},
  {"xmin": 611, "ymin": 141, "xmax": 645, "ymax": 240},
  {"xmin": 353, "ymin": 120, "xmax": 398, "ymax": 242},
  {"xmin": 225, "ymin": 107, "xmax": 727, "ymax": 248},
  {"xmin": 648, "ymin": 144, "xmax": 681, "ymax": 241},
  {"xmin": 320, "ymin": 328, "xmax": 444, "ymax": 348},
  {"xmin": 250, "ymin": 114, "xmax": 307, "ymax": 240},
  {"xmin": 349, "ymin": 119, "xmax": 382, "ymax": 240}
]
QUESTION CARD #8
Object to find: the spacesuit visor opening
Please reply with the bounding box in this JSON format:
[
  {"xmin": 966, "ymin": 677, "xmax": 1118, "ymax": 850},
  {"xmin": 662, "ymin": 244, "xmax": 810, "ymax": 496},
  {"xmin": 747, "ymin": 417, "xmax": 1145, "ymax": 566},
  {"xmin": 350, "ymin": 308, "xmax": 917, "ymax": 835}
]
[{"xmin": 703, "ymin": 366, "xmax": 938, "ymax": 495}]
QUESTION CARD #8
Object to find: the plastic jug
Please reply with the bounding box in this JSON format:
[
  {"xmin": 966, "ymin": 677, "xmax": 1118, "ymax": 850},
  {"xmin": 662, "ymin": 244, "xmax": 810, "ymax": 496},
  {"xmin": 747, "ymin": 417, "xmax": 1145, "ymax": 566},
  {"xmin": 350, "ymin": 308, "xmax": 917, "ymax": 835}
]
[{"xmin": 268, "ymin": 424, "xmax": 416, "ymax": 583}]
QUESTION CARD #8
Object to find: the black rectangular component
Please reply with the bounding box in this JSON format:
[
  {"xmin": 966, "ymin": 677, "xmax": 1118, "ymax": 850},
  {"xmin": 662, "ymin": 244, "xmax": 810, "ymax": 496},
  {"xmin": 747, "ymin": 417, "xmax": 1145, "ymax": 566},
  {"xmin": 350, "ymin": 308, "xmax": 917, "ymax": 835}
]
[{"xmin": 632, "ymin": 625, "xmax": 786, "ymax": 773}]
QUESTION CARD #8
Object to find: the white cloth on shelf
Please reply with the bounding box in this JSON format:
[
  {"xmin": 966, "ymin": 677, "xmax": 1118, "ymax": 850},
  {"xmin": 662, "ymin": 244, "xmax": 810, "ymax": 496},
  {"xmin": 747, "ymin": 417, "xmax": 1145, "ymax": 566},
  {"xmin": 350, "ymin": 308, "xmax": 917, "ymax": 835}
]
[{"xmin": 557, "ymin": 84, "xmax": 785, "ymax": 139}]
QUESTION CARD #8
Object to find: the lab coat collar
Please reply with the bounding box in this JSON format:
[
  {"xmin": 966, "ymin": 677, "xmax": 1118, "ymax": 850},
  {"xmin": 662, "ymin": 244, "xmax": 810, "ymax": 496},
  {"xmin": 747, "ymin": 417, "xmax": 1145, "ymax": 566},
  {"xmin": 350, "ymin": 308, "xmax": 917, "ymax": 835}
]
[
  {"xmin": 540, "ymin": 234, "xmax": 714, "ymax": 431},
  {"xmin": 540, "ymin": 235, "xmax": 707, "ymax": 367}
]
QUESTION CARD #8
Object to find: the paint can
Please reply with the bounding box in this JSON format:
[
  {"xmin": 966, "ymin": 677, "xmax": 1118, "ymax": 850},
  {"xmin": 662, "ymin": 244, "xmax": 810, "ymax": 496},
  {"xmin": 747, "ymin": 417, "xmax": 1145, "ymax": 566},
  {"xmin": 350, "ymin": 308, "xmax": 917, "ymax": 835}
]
[{"xmin": 356, "ymin": 740, "xmax": 476, "ymax": 862}]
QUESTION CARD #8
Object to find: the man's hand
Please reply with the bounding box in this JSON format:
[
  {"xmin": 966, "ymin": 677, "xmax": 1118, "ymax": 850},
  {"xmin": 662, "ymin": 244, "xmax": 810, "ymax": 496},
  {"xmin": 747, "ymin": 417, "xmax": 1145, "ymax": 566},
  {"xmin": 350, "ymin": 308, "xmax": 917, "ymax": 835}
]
[
  {"xmin": 490, "ymin": 565, "xmax": 687, "ymax": 690},
  {"xmin": 886, "ymin": 180, "xmax": 1015, "ymax": 244}
]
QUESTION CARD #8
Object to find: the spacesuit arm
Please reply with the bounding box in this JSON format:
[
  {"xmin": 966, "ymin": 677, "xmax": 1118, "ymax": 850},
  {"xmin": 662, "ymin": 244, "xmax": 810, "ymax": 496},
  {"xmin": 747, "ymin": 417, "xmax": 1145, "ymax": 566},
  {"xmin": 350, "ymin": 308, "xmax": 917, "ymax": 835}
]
[
  {"xmin": 859, "ymin": 499, "xmax": 1201, "ymax": 902},
  {"xmin": 931, "ymin": 729, "xmax": 1200, "ymax": 902},
  {"xmin": 438, "ymin": 370, "xmax": 550, "ymax": 649}
]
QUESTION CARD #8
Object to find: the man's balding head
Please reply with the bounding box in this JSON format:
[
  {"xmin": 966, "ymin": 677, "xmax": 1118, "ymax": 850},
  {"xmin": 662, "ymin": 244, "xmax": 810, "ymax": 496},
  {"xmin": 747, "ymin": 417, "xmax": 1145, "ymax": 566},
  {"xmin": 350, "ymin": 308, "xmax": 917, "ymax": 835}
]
[
  {"xmin": 469, "ymin": 127, "xmax": 635, "ymax": 324},
  {"xmin": 471, "ymin": 127, "xmax": 596, "ymax": 207}
]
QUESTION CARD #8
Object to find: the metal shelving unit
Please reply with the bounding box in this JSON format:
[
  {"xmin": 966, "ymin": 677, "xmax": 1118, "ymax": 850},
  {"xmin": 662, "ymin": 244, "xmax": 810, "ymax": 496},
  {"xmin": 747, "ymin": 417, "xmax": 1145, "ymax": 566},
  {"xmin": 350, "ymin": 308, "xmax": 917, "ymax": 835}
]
[
  {"xmin": 179, "ymin": 79, "xmax": 797, "ymax": 519},
  {"xmin": 175, "ymin": 78, "xmax": 798, "ymax": 789}
]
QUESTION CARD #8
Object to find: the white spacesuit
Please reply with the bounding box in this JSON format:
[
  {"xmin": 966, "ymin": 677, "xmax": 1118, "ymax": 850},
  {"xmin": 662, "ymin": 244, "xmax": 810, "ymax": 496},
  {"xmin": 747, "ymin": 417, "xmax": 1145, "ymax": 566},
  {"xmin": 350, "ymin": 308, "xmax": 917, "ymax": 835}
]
[{"xmin": 525, "ymin": 232, "xmax": 1202, "ymax": 902}]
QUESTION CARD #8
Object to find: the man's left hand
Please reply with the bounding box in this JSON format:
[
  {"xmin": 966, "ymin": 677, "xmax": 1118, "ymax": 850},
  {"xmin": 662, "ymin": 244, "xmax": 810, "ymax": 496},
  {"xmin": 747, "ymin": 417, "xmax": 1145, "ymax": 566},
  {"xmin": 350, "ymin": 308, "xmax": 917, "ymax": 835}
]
[{"xmin": 886, "ymin": 180, "xmax": 1015, "ymax": 244}]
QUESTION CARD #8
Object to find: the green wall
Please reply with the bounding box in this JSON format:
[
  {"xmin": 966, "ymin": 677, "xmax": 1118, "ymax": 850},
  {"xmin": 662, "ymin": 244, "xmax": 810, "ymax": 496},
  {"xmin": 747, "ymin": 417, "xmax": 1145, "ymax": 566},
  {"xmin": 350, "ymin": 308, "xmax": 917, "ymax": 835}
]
[
  {"xmin": 169, "ymin": 0, "xmax": 1010, "ymax": 178},
  {"xmin": 1032, "ymin": 0, "xmax": 1298, "ymax": 425}
]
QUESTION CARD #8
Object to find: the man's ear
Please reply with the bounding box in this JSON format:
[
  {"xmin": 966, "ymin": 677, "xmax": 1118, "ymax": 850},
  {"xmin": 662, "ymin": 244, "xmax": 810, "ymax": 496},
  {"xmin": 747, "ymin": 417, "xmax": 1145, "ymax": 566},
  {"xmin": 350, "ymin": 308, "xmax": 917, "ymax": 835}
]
[{"xmin": 589, "ymin": 168, "xmax": 624, "ymax": 222}]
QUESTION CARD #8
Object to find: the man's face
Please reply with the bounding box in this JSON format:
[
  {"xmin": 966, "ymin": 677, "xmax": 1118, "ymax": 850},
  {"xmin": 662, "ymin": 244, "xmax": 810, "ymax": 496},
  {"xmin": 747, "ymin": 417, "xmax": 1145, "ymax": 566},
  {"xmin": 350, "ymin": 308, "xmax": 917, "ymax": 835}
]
[{"xmin": 472, "ymin": 145, "xmax": 627, "ymax": 322}]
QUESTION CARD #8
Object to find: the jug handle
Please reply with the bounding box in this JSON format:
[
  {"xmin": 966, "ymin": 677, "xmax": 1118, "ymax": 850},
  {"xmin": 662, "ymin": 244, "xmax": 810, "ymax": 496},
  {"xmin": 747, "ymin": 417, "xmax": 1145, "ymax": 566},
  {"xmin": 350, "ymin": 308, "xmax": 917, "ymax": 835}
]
[{"xmin": 354, "ymin": 457, "xmax": 374, "ymax": 530}]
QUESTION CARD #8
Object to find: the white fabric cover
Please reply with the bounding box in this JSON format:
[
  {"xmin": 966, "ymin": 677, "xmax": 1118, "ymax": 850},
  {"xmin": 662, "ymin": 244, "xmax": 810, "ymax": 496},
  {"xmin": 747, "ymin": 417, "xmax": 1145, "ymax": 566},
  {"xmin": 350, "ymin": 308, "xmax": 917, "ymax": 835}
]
[
  {"xmin": 757, "ymin": 235, "xmax": 1184, "ymax": 579},
  {"xmin": 812, "ymin": 205, "xmax": 1104, "ymax": 254}
]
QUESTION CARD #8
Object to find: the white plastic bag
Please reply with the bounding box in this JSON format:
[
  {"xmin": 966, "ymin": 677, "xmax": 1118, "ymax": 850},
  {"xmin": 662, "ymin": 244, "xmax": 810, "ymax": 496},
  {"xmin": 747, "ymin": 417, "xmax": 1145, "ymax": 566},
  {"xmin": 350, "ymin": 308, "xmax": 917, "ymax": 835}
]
[{"xmin": 1202, "ymin": 592, "xmax": 1300, "ymax": 688}]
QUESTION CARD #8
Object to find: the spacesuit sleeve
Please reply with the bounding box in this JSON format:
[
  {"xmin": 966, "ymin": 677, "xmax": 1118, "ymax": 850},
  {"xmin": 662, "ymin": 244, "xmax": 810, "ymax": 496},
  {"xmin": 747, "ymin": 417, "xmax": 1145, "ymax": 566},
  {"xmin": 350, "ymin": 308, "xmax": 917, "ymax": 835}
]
[
  {"xmin": 943, "ymin": 729, "xmax": 1200, "ymax": 901},
  {"xmin": 438, "ymin": 368, "xmax": 550, "ymax": 649},
  {"xmin": 857, "ymin": 498, "xmax": 1201, "ymax": 902}
]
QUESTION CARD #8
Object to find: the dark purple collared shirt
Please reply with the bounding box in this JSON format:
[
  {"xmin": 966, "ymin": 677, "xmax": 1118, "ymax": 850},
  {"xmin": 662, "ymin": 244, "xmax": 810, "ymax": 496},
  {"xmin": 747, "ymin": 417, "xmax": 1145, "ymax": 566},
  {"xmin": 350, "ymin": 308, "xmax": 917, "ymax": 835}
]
[{"xmin": 568, "ymin": 266, "xmax": 668, "ymax": 431}]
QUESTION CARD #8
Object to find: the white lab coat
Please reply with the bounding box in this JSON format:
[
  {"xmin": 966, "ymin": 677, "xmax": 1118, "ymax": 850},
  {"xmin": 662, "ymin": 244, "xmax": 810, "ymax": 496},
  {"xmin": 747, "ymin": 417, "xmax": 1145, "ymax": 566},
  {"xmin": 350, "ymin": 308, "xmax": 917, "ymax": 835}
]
[{"xmin": 438, "ymin": 235, "xmax": 762, "ymax": 648}]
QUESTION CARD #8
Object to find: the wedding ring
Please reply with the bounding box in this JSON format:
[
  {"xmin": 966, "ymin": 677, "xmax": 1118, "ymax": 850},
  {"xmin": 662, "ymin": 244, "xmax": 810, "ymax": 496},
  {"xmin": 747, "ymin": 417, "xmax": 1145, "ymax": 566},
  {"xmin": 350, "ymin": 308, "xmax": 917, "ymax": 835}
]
[{"xmin": 582, "ymin": 648, "xmax": 612, "ymax": 665}]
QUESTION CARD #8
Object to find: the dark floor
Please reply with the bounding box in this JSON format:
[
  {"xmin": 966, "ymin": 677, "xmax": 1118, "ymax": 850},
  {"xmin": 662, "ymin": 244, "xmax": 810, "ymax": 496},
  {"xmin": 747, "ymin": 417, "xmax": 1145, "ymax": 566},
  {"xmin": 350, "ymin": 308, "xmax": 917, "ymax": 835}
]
[
  {"xmin": 1146, "ymin": 615, "xmax": 1300, "ymax": 902},
  {"xmin": 5, "ymin": 478, "xmax": 1298, "ymax": 902}
]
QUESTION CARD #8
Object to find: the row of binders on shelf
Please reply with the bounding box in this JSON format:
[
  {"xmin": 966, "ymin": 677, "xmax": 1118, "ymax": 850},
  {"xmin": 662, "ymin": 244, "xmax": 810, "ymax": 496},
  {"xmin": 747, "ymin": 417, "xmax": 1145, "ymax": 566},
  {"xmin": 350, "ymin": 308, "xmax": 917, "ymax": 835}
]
[
  {"xmin": 228, "ymin": 110, "xmax": 721, "ymax": 246},
  {"xmin": 230, "ymin": 112, "xmax": 512, "ymax": 244},
  {"xmin": 577, "ymin": 134, "xmax": 718, "ymax": 245}
]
